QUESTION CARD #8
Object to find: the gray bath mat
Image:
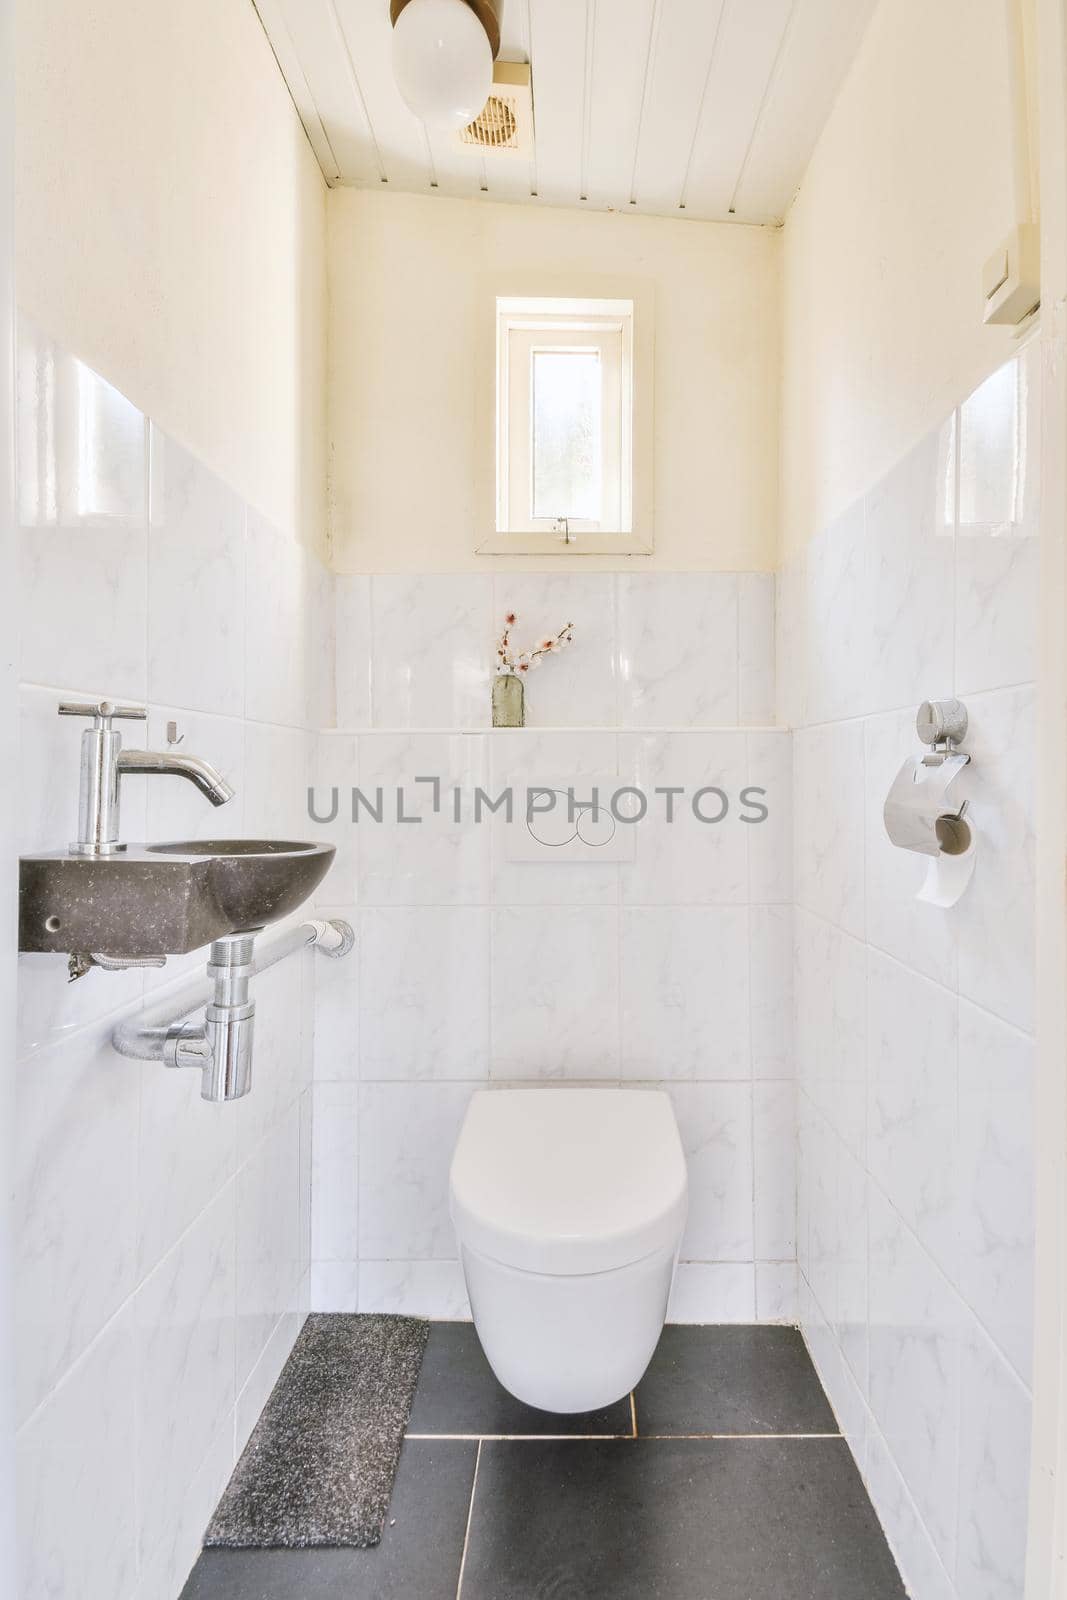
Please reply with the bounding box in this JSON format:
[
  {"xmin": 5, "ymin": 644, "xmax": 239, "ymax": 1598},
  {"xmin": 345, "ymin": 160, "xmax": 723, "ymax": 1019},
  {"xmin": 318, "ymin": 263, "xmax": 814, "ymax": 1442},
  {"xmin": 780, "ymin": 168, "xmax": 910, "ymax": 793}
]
[{"xmin": 204, "ymin": 1313, "xmax": 429, "ymax": 1549}]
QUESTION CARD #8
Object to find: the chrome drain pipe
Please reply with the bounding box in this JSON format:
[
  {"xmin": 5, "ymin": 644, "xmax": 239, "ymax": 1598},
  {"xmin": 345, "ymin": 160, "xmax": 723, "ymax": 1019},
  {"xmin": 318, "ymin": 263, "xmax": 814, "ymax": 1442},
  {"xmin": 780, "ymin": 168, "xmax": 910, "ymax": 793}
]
[{"xmin": 112, "ymin": 918, "xmax": 354, "ymax": 1102}]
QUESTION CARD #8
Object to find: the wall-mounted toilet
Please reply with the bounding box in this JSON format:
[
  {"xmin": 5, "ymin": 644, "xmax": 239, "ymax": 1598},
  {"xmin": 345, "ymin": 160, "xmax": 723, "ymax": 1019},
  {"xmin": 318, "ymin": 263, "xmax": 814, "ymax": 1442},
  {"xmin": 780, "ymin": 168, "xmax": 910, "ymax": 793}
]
[{"xmin": 450, "ymin": 1087, "xmax": 688, "ymax": 1413}]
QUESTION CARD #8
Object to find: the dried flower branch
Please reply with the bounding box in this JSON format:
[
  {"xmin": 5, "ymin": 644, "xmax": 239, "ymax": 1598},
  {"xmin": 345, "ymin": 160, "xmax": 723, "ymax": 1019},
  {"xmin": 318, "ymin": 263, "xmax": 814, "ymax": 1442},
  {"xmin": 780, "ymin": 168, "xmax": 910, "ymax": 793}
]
[{"xmin": 494, "ymin": 614, "xmax": 575, "ymax": 675}]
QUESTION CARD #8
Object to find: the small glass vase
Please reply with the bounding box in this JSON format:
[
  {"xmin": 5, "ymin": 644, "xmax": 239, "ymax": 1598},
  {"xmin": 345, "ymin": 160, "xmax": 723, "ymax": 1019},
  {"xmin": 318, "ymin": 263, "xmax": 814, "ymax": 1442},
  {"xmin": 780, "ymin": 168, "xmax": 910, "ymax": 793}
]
[{"xmin": 492, "ymin": 672, "xmax": 525, "ymax": 728}]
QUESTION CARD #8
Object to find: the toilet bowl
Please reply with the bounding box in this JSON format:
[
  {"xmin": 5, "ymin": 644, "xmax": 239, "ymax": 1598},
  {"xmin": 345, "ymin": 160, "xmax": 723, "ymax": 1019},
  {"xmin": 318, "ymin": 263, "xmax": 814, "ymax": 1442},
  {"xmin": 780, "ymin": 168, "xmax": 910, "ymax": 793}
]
[{"xmin": 449, "ymin": 1087, "xmax": 688, "ymax": 1413}]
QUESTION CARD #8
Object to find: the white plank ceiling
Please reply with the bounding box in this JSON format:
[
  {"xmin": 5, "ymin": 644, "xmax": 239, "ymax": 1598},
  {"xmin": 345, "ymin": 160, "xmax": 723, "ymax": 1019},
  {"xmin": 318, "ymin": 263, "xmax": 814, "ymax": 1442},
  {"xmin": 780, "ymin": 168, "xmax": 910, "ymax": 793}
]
[{"xmin": 252, "ymin": 0, "xmax": 876, "ymax": 224}]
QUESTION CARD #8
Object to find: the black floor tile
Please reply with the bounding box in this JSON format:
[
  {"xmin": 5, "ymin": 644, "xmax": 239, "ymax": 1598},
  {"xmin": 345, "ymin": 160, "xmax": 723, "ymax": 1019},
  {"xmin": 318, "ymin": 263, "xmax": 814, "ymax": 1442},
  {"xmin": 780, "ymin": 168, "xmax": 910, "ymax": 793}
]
[
  {"xmin": 406, "ymin": 1322, "xmax": 634, "ymax": 1437},
  {"xmin": 178, "ymin": 1439, "xmax": 476, "ymax": 1600},
  {"xmin": 460, "ymin": 1437, "xmax": 906, "ymax": 1600},
  {"xmin": 634, "ymin": 1325, "xmax": 838, "ymax": 1435}
]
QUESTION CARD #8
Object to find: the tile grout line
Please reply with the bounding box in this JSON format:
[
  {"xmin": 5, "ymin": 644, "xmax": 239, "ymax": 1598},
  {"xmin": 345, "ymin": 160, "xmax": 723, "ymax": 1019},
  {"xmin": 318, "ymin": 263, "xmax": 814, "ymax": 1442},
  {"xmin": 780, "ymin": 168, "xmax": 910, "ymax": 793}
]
[
  {"xmin": 455, "ymin": 1438, "xmax": 481, "ymax": 1600},
  {"xmin": 406, "ymin": 1429, "xmax": 843, "ymax": 1442},
  {"xmin": 630, "ymin": 1392, "xmax": 638, "ymax": 1438}
]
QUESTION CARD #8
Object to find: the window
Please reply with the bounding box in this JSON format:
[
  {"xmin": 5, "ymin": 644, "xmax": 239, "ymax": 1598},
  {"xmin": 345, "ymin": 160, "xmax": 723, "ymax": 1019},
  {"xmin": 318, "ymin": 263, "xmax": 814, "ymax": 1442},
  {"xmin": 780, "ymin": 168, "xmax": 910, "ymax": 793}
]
[{"xmin": 479, "ymin": 294, "xmax": 652, "ymax": 555}]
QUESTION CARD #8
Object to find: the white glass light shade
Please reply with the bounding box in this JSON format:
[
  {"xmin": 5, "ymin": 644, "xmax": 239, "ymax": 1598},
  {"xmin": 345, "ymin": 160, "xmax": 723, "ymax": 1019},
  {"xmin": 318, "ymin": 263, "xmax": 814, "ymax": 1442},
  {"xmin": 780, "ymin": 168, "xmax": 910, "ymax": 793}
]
[{"xmin": 392, "ymin": 0, "xmax": 493, "ymax": 130}]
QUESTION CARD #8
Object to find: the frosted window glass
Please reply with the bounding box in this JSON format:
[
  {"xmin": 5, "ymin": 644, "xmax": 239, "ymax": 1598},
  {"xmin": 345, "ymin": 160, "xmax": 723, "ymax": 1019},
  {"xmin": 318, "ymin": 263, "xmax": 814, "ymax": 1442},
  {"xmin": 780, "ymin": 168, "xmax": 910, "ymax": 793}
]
[{"xmin": 531, "ymin": 349, "xmax": 601, "ymax": 520}]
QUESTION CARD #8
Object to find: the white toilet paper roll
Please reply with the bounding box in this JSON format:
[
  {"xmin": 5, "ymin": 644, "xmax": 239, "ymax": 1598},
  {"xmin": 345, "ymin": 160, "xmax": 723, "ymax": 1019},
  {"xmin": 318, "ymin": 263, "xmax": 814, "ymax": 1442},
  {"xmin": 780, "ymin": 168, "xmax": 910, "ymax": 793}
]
[{"xmin": 917, "ymin": 823, "xmax": 977, "ymax": 908}]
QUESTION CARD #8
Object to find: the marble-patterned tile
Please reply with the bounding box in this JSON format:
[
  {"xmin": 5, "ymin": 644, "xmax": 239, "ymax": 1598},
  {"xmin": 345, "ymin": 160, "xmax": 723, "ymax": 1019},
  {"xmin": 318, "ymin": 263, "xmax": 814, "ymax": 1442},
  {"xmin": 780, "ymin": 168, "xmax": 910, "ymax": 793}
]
[
  {"xmin": 666, "ymin": 1263, "xmax": 756, "ymax": 1323},
  {"xmin": 617, "ymin": 573, "xmax": 739, "ymax": 728},
  {"xmin": 358, "ymin": 1083, "xmax": 475, "ymax": 1259},
  {"xmin": 867, "ymin": 1185, "xmax": 964, "ymax": 1574},
  {"xmin": 619, "ymin": 732, "xmax": 749, "ymax": 906},
  {"xmin": 774, "ymin": 550, "xmax": 807, "ymax": 730},
  {"xmin": 359, "ymin": 906, "xmax": 490, "ymax": 1080},
  {"xmin": 241, "ymin": 722, "xmax": 314, "ymax": 841},
  {"xmin": 489, "ymin": 729, "xmax": 621, "ymax": 907},
  {"xmin": 956, "ymin": 686, "xmax": 1036, "ymax": 1033},
  {"xmin": 867, "ymin": 951, "xmax": 959, "ymax": 1278},
  {"xmin": 802, "ymin": 501, "xmax": 870, "ymax": 726},
  {"xmin": 371, "ymin": 574, "xmax": 493, "ymax": 729},
  {"xmin": 750, "ymin": 905, "xmax": 793, "ymax": 1078},
  {"xmin": 957, "ymin": 1000, "xmax": 1034, "ymax": 1384},
  {"xmin": 666, "ymin": 1082, "xmax": 754, "ymax": 1262},
  {"xmin": 358, "ymin": 1259, "xmax": 472, "ymax": 1320},
  {"xmin": 244, "ymin": 514, "xmax": 311, "ymax": 729},
  {"xmin": 492, "ymin": 906, "xmax": 620, "ymax": 1079},
  {"xmin": 234, "ymin": 1309, "xmax": 304, "ymax": 1459},
  {"xmin": 313, "ymin": 907, "xmax": 360, "ymax": 1082},
  {"xmin": 864, "ymin": 426, "xmax": 956, "ymax": 716},
  {"xmin": 794, "ymin": 909, "xmax": 867, "ymax": 1158},
  {"xmin": 17, "ymin": 322, "xmax": 148, "ymax": 697},
  {"xmin": 753, "ymin": 1081, "xmax": 796, "ymax": 1260},
  {"xmin": 308, "ymin": 732, "xmax": 359, "ymax": 906},
  {"xmin": 235, "ymin": 1106, "xmax": 303, "ymax": 1391},
  {"xmin": 136, "ymin": 1415, "xmax": 234, "ymax": 1600},
  {"xmin": 755, "ymin": 1262, "xmax": 798, "ymax": 1323},
  {"xmin": 793, "ymin": 720, "xmax": 865, "ymax": 939},
  {"xmin": 620, "ymin": 907, "xmax": 749, "ymax": 1079},
  {"xmin": 335, "ymin": 575, "xmax": 373, "ymax": 729},
  {"xmin": 137, "ymin": 1029, "xmax": 236, "ymax": 1276},
  {"xmin": 310, "ymin": 1260, "xmax": 361, "ymax": 1313},
  {"xmin": 864, "ymin": 1422, "xmax": 956, "ymax": 1600},
  {"xmin": 15, "ymin": 1024, "xmax": 140, "ymax": 1423},
  {"xmin": 800, "ymin": 1279, "xmax": 868, "ymax": 1465},
  {"xmin": 955, "ymin": 350, "xmax": 1039, "ymax": 698},
  {"xmin": 306, "ymin": 549, "xmax": 336, "ymax": 730},
  {"xmin": 746, "ymin": 731, "xmax": 792, "ymax": 903},
  {"xmin": 491, "ymin": 573, "xmax": 617, "ymax": 727},
  {"xmin": 147, "ymin": 427, "xmax": 246, "ymax": 717},
  {"xmin": 135, "ymin": 1187, "xmax": 236, "ymax": 1567},
  {"xmin": 864, "ymin": 707, "xmax": 959, "ymax": 992},
  {"xmin": 311, "ymin": 1080, "xmax": 360, "ymax": 1262},
  {"xmin": 738, "ymin": 573, "xmax": 776, "ymax": 725},
  {"xmin": 16, "ymin": 1306, "xmax": 138, "ymax": 1600},
  {"xmin": 357, "ymin": 732, "xmax": 491, "ymax": 906},
  {"xmin": 142, "ymin": 705, "xmax": 244, "ymax": 846},
  {"xmin": 955, "ymin": 1324, "xmax": 1031, "ymax": 1600},
  {"xmin": 231, "ymin": 954, "xmax": 307, "ymax": 1164}
]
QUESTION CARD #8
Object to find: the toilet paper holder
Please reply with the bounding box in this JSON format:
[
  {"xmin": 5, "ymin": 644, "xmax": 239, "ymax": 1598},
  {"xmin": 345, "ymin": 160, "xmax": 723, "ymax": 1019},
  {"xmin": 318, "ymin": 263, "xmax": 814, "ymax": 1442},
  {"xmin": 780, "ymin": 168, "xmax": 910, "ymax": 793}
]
[{"xmin": 884, "ymin": 699, "xmax": 972, "ymax": 858}]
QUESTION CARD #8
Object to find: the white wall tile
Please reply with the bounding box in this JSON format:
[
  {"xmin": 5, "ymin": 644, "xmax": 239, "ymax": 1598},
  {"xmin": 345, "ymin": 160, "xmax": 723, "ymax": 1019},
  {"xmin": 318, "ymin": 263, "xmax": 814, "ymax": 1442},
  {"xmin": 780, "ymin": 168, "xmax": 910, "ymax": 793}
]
[
  {"xmin": 666, "ymin": 1263, "xmax": 756, "ymax": 1323},
  {"xmin": 492, "ymin": 906, "xmax": 620, "ymax": 1079},
  {"xmin": 667, "ymin": 1082, "xmax": 754, "ymax": 1262},
  {"xmin": 955, "ymin": 1325, "xmax": 1031, "ymax": 1600},
  {"xmin": 311, "ymin": 1080, "xmax": 360, "ymax": 1261},
  {"xmin": 15, "ymin": 1026, "xmax": 140, "ymax": 1423},
  {"xmin": 314, "ymin": 912, "xmax": 360, "ymax": 1081},
  {"xmin": 794, "ymin": 909, "xmax": 867, "ymax": 1157},
  {"xmin": 134, "ymin": 1188, "xmax": 236, "ymax": 1567},
  {"xmin": 750, "ymin": 906, "xmax": 793, "ymax": 1077},
  {"xmin": 755, "ymin": 1262, "xmax": 798, "ymax": 1323},
  {"xmin": 803, "ymin": 502, "xmax": 869, "ymax": 726},
  {"xmin": 335, "ymin": 575, "xmax": 372, "ymax": 729},
  {"xmin": 867, "ymin": 1185, "xmax": 963, "ymax": 1574},
  {"xmin": 867, "ymin": 952, "xmax": 959, "ymax": 1278},
  {"xmin": 489, "ymin": 729, "xmax": 621, "ymax": 907},
  {"xmin": 754, "ymin": 1081, "xmax": 796, "ymax": 1260},
  {"xmin": 17, "ymin": 325, "xmax": 148, "ymax": 698},
  {"xmin": 956, "ymin": 1001, "xmax": 1034, "ymax": 1384},
  {"xmin": 746, "ymin": 731, "xmax": 792, "ymax": 902},
  {"xmin": 864, "ymin": 427, "xmax": 955, "ymax": 717},
  {"xmin": 16, "ymin": 1309, "xmax": 139, "ymax": 1600},
  {"xmin": 309, "ymin": 732, "xmax": 359, "ymax": 905},
  {"xmin": 148, "ymin": 427, "xmax": 246, "ymax": 717},
  {"xmin": 617, "ymin": 573, "xmax": 739, "ymax": 727},
  {"xmin": 358, "ymin": 1083, "xmax": 474, "ymax": 1259},
  {"xmin": 793, "ymin": 720, "xmax": 865, "ymax": 939},
  {"xmin": 244, "ymin": 514, "xmax": 310, "ymax": 729},
  {"xmin": 619, "ymin": 732, "xmax": 749, "ymax": 905},
  {"xmin": 371, "ymin": 574, "xmax": 493, "ymax": 729},
  {"xmin": 357, "ymin": 732, "xmax": 490, "ymax": 905},
  {"xmin": 360, "ymin": 906, "xmax": 490, "ymax": 1080},
  {"xmin": 492, "ymin": 573, "xmax": 617, "ymax": 726},
  {"xmin": 864, "ymin": 1423, "xmax": 956, "ymax": 1600},
  {"xmin": 235, "ymin": 1106, "xmax": 303, "ymax": 1391},
  {"xmin": 358, "ymin": 1259, "xmax": 471, "ymax": 1320},
  {"xmin": 620, "ymin": 907, "xmax": 749, "ymax": 1079},
  {"xmin": 738, "ymin": 573, "xmax": 776, "ymax": 725}
]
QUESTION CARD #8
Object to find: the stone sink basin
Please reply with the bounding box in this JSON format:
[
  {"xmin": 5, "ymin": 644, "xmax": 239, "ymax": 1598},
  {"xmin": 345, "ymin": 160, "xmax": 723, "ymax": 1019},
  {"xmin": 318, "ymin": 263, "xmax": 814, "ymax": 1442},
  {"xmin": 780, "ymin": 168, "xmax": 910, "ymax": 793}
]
[{"xmin": 18, "ymin": 839, "xmax": 335, "ymax": 959}]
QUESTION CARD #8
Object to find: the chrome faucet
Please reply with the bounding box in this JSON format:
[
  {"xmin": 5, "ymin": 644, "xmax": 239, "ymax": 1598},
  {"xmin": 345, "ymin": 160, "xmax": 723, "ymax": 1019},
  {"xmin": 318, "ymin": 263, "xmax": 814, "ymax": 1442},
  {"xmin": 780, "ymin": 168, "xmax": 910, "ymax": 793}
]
[{"xmin": 58, "ymin": 700, "xmax": 235, "ymax": 856}]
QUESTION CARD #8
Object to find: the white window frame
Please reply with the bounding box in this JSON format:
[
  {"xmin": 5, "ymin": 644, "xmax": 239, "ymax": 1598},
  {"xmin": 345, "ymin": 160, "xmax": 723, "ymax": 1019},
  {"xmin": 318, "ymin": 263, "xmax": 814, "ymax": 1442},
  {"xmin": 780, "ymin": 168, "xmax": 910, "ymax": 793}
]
[{"xmin": 476, "ymin": 287, "xmax": 654, "ymax": 556}]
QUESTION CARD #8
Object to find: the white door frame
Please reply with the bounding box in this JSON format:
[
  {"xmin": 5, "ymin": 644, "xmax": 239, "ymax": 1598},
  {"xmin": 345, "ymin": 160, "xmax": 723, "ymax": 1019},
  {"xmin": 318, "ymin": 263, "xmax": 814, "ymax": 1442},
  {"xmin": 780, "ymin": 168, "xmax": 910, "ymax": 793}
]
[{"xmin": 1028, "ymin": 0, "xmax": 1067, "ymax": 1592}]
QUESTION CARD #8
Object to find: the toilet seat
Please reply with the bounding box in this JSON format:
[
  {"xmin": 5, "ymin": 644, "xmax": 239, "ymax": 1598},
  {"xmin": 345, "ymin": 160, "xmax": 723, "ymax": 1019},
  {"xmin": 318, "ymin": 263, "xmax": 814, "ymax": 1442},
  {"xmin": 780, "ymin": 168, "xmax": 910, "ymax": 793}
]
[{"xmin": 450, "ymin": 1088, "xmax": 687, "ymax": 1277}]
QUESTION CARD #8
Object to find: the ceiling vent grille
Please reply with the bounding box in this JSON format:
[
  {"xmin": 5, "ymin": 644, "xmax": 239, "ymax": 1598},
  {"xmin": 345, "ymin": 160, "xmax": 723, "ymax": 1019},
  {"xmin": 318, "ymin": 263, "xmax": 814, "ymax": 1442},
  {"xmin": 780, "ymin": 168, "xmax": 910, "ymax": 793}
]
[{"xmin": 460, "ymin": 61, "xmax": 532, "ymax": 155}]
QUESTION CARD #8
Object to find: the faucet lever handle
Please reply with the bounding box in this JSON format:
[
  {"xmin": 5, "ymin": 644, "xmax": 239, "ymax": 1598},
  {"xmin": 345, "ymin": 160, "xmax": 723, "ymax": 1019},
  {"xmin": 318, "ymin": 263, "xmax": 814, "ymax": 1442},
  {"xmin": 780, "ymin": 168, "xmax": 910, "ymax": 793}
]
[{"xmin": 58, "ymin": 700, "xmax": 147, "ymax": 725}]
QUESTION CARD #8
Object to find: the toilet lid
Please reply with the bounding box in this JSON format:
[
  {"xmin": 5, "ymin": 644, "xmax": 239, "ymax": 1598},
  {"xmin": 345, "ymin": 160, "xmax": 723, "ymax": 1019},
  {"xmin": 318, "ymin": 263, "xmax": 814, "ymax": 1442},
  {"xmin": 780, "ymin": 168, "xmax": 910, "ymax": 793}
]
[{"xmin": 450, "ymin": 1088, "xmax": 688, "ymax": 1276}]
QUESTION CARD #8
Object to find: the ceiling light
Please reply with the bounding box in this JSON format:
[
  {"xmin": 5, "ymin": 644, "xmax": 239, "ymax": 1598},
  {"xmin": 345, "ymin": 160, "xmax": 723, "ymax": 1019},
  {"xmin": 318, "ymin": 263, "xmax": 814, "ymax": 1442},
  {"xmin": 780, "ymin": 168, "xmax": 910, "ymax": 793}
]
[{"xmin": 390, "ymin": 0, "xmax": 497, "ymax": 131}]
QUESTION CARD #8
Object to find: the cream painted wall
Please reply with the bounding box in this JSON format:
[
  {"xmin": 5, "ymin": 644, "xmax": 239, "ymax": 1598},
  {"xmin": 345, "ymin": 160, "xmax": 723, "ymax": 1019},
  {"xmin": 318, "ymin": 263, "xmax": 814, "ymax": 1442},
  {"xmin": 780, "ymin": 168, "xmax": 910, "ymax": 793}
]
[
  {"xmin": 778, "ymin": 0, "xmax": 1029, "ymax": 556},
  {"xmin": 328, "ymin": 190, "xmax": 781, "ymax": 572},
  {"xmin": 15, "ymin": 0, "xmax": 327, "ymax": 553}
]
